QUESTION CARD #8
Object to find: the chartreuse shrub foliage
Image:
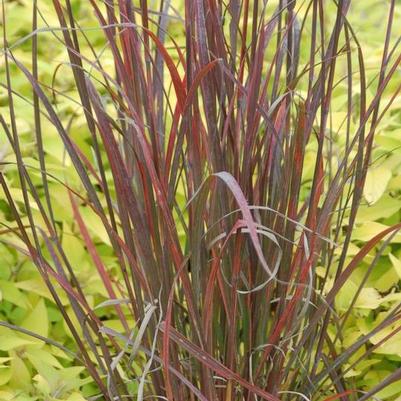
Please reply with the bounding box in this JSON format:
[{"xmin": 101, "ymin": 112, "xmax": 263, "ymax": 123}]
[{"xmin": 1, "ymin": 0, "xmax": 401, "ymax": 400}]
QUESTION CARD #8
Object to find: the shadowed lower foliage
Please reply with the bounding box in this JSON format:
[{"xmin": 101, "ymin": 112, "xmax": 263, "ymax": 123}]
[{"xmin": 1, "ymin": 0, "xmax": 401, "ymax": 400}]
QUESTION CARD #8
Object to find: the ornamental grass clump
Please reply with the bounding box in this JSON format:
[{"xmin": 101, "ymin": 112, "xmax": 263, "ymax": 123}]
[{"xmin": 1, "ymin": 0, "xmax": 401, "ymax": 400}]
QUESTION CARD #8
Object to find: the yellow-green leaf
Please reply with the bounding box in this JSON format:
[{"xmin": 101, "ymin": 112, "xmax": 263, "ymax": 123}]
[
  {"xmin": 363, "ymin": 166, "xmax": 392, "ymax": 205},
  {"xmin": 21, "ymin": 299, "xmax": 48, "ymax": 340}
]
